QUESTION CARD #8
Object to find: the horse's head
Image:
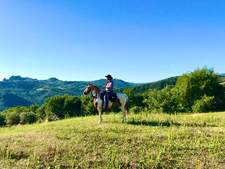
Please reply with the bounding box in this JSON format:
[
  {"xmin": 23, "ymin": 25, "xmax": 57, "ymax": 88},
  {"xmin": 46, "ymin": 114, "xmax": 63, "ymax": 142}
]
[{"xmin": 83, "ymin": 83, "xmax": 94, "ymax": 95}]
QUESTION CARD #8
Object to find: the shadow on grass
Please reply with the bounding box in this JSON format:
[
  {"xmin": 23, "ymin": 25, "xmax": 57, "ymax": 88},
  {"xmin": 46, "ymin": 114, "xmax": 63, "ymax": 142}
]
[
  {"xmin": 127, "ymin": 120, "xmax": 181, "ymax": 127},
  {"xmin": 127, "ymin": 120, "xmax": 216, "ymax": 127}
]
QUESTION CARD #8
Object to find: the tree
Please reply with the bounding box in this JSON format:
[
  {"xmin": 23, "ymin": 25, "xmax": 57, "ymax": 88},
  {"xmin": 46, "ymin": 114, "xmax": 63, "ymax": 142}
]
[
  {"xmin": 81, "ymin": 96, "xmax": 97, "ymax": 116},
  {"xmin": 0, "ymin": 114, "xmax": 6, "ymax": 126},
  {"xmin": 64, "ymin": 95, "xmax": 82, "ymax": 117},
  {"xmin": 123, "ymin": 88, "xmax": 135, "ymax": 108},
  {"xmin": 20, "ymin": 112, "xmax": 37, "ymax": 124},
  {"xmin": 28, "ymin": 104, "xmax": 39, "ymax": 113},
  {"xmin": 133, "ymin": 93, "xmax": 146, "ymax": 108},
  {"xmin": 144, "ymin": 85, "xmax": 176, "ymax": 113},
  {"xmin": 172, "ymin": 68, "xmax": 225, "ymax": 112},
  {"xmin": 1, "ymin": 106, "xmax": 29, "ymax": 116},
  {"xmin": 192, "ymin": 95, "xmax": 215, "ymax": 113},
  {"xmin": 5, "ymin": 112, "xmax": 20, "ymax": 125},
  {"xmin": 36, "ymin": 105, "xmax": 48, "ymax": 122},
  {"xmin": 45, "ymin": 95, "xmax": 81, "ymax": 119},
  {"xmin": 143, "ymin": 68, "xmax": 225, "ymax": 113}
]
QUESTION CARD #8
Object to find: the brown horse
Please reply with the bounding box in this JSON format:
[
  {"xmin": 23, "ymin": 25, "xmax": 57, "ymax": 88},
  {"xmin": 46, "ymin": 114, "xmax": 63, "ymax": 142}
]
[{"xmin": 83, "ymin": 84, "xmax": 129, "ymax": 123}]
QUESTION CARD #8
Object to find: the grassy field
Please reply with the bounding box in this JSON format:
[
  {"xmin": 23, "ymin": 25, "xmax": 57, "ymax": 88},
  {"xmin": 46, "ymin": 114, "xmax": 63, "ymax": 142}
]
[{"xmin": 0, "ymin": 112, "xmax": 225, "ymax": 169}]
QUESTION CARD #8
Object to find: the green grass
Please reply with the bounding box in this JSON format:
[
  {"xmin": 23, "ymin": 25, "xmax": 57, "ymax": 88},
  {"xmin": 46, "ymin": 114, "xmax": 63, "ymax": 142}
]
[{"xmin": 0, "ymin": 112, "xmax": 225, "ymax": 168}]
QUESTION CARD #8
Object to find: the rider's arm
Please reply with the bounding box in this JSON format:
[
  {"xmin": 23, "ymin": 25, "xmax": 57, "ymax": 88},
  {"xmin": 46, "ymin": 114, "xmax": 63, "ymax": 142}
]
[{"xmin": 106, "ymin": 81, "xmax": 113, "ymax": 91}]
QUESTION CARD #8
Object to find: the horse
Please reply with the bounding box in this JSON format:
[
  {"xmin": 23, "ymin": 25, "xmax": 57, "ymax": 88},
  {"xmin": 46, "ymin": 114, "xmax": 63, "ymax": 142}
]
[{"xmin": 83, "ymin": 84, "xmax": 129, "ymax": 123}]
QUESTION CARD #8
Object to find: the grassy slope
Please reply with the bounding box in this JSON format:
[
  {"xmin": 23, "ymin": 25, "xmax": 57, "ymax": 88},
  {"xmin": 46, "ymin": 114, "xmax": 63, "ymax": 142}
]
[{"xmin": 0, "ymin": 112, "xmax": 225, "ymax": 168}]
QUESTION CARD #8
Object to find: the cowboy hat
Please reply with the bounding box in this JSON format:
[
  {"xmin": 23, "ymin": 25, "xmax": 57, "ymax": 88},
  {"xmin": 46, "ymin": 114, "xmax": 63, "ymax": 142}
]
[{"xmin": 105, "ymin": 74, "xmax": 113, "ymax": 79}]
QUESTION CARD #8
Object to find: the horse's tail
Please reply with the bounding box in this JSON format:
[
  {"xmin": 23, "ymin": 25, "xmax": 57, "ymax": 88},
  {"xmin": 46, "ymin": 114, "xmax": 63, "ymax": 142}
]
[{"xmin": 124, "ymin": 94, "xmax": 129, "ymax": 118}]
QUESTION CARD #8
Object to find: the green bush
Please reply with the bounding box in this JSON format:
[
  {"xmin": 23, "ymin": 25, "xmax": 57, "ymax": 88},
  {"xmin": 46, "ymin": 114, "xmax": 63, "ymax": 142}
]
[
  {"xmin": 5, "ymin": 112, "xmax": 20, "ymax": 125},
  {"xmin": 130, "ymin": 106, "xmax": 143, "ymax": 114},
  {"xmin": 36, "ymin": 105, "xmax": 48, "ymax": 122},
  {"xmin": 81, "ymin": 96, "xmax": 97, "ymax": 116},
  {"xmin": 192, "ymin": 95, "xmax": 215, "ymax": 113},
  {"xmin": 143, "ymin": 85, "xmax": 177, "ymax": 113},
  {"xmin": 0, "ymin": 114, "xmax": 6, "ymax": 126},
  {"xmin": 20, "ymin": 112, "xmax": 37, "ymax": 124},
  {"xmin": 143, "ymin": 68, "xmax": 225, "ymax": 113},
  {"xmin": 45, "ymin": 95, "xmax": 81, "ymax": 119},
  {"xmin": 173, "ymin": 68, "xmax": 224, "ymax": 112}
]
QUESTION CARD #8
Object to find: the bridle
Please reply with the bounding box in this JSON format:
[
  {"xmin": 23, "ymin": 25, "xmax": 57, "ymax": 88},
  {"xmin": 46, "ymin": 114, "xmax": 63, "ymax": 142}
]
[{"xmin": 86, "ymin": 85, "xmax": 99, "ymax": 98}]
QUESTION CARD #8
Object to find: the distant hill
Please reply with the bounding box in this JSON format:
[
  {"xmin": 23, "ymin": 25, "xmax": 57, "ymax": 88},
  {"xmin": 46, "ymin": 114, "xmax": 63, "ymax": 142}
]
[
  {"xmin": 115, "ymin": 76, "xmax": 179, "ymax": 94},
  {"xmin": 0, "ymin": 76, "xmax": 136, "ymax": 111},
  {"xmin": 3, "ymin": 75, "xmax": 38, "ymax": 82}
]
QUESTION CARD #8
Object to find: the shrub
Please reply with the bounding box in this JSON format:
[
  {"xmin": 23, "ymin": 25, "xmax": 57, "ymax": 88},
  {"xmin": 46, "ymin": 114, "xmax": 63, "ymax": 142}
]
[
  {"xmin": 45, "ymin": 95, "xmax": 81, "ymax": 119},
  {"xmin": 5, "ymin": 112, "xmax": 20, "ymax": 125},
  {"xmin": 81, "ymin": 96, "xmax": 97, "ymax": 116},
  {"xmin": 144, "ymin": 86, "xmax": 177, "ymax": 113},
  {"xmin": 130, "ymin": 106, "xmax": 143, "ymax": 114},
  {"xmin": 192, "ymin": 95, "xmax": 215, "ymax": 113},
  {"xmin": 36, "ymin": 105, "xmax": 47, "ymax": 122},
  {"xmin": 20, "ymin": 112, "xmax": 37, "ymax": 124},
  {"xmin": 0, "ymin": 114, "xmax": 6, "ymax": 126},
  {"xmin": 173, "ymin": 68, "xmax": 223, "ymax": 112}
]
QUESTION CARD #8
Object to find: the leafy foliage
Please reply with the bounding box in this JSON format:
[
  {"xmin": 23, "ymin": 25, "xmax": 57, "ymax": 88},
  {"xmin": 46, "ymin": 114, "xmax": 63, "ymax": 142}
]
[
  {"xmin": 5, "ymin": 112, "xmax": 20, "ymax": 125},
  {"xmin": 1, "ymin": 106, "xmax": 29, "ymax": 117},
  {"xmin": 144, "ymin": 68, "xmax": 225, "ymax": 113},
  {"xmin": 144, "ymin": 86, "xmax": 177, "ymax": 113},
  {"xmin": 192, "ymin": 95, "xmax": 215, "ymax": 113},
  {"xmin": 20, "ymin": 112, "xmax": 37, "ymax": 124},
  {"xmin": 44, "ymin": 95, "xmax": 81, "ymax": 119},
  {"xmin": 173, "ymin": 68, "xmax": 225, "ymax": 112},
  {"xmin": 81, "ymin": 96, "xmax": 97, "ymax": 116},
  {"xmin": 0, "ymin": 115, "xmax": 5, "ymax": 126},
  {"xmin": 130, "ymin": 106, "xmax": 143, "ymax": 114},
  {"xmin": 36, "ymin": 105, "xmax": 47, "ymax": 122}
]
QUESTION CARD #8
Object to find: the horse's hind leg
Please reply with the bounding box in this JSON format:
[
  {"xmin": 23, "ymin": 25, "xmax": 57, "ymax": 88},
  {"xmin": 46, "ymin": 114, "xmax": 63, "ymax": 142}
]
[
  {"xmin": 97, "ymin": 108, "xmax": 102, "ymax": 124},
  {"xmin": 121, "ymin": 107, "xmax": 125, "ymax": 123}
]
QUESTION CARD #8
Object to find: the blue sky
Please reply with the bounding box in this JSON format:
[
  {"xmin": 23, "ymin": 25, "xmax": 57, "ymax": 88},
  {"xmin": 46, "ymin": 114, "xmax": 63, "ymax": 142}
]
[{"xmin": 0, "ymin": 0, "xmax": 225, "ymax": 83}]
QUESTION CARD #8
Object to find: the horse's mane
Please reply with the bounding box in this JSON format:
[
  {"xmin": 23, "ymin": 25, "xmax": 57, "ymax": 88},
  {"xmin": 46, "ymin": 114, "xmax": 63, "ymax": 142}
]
[{"xmin": 93, "ymin": 84, "xmax": 101, "ymax": 94}]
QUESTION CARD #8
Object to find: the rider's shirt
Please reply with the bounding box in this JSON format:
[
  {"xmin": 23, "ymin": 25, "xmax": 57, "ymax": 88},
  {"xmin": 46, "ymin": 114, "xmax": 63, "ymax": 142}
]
[{"xmin": 106, "ymin": 80, "xmax": 114, "ymax": 92}]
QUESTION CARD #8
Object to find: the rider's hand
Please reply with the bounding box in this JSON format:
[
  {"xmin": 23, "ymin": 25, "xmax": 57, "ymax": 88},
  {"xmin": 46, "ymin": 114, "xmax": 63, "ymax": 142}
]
[{"xmin": 102, "ymin": 86, "xmax": 106, "ymax": 88}]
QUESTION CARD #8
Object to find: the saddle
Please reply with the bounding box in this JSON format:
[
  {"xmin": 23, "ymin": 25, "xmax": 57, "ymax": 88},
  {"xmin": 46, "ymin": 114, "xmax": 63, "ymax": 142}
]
[{"xmin": 100, "ymin": 91, "xmax": 117, "ymax": 107}]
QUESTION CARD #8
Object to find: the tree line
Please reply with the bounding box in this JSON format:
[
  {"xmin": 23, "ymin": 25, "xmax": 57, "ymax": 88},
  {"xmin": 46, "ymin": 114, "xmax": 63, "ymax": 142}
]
[{"xmin": 0, "ymin": 68, "xmax": 225, "ymax": 126}]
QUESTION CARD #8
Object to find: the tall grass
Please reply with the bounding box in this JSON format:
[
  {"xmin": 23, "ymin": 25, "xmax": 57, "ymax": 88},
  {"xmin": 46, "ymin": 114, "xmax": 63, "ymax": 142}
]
[{"xmin": 0, "ymin": 112, "xmax": 224, "ymax": 168}]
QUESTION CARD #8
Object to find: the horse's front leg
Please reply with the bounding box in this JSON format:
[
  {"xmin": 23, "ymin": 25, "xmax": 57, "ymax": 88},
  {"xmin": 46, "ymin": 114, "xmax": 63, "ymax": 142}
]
[
  {"xmin": 97, "ymin": 100, "xmax": 103, "ymax": 123},
  {"xmin": 97, "ymin": 105, "xmax": 102, "ymax": 123},
  {"xmin": 98, "ymin": 110, "xmax": 102, "ymax": 123}
]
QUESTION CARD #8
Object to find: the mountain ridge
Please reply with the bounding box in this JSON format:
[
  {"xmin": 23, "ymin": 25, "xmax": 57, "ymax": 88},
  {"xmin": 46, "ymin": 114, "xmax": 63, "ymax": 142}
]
[{"xmin": 0, "ymin": 75, "xmax": 141, "ymax": 111}]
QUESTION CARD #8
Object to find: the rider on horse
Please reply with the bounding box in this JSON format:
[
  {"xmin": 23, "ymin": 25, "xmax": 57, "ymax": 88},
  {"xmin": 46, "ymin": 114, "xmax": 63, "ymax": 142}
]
[{"xmin": 102, "ymin": 74, "xmax": 114, "ymax": 109}]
